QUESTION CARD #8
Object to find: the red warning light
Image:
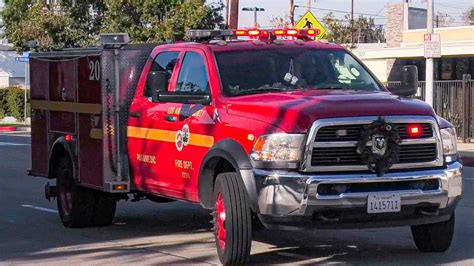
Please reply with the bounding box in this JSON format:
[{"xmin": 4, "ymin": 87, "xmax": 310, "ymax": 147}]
[
  {"xmin": 65, "ymin": 134, "xmax": 73, "ymax": 142},
  {"xmin": 408, "ymin": 125, "xmax": 422, "ymax": 138}
]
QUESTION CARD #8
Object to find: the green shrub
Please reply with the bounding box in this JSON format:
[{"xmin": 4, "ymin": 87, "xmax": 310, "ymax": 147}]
[
  {"xmin": 0, "ymin": 89, "xmax": 7, "ymax": 119},
  {"xmin": 0, "ymin": 87, "xmax": 26, "ymax": 120},
  {"xmin": 6, "ymin": 87, "xmax": 26, "ymax": 120}
]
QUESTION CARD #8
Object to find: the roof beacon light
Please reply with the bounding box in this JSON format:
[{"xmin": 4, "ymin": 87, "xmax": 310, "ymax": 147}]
[
  {"xmin": 234, "ymin": 29, "xmax": 269, "ymax": 38},
  {"xmin": 272, "ymin": 28, "xmax": 320, "ymax": 38}
]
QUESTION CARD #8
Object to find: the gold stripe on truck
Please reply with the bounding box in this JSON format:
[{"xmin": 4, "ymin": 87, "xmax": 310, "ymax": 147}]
[
  {"xmin": 127, "ymin": 126, "xmax": 214, "ymax": 148},
  {"xmin": 31, "ymin": 100, "xmax": 102, "ymax": 115}
]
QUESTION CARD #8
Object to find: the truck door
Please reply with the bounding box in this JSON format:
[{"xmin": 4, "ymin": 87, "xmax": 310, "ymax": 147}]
[
  {"xmin": 162, "ymin": 50, "xmax": 216, "ymax": 201},
  {"xmin": 128, "ymin": 50, "xmax": 182, "ymax": 196}
]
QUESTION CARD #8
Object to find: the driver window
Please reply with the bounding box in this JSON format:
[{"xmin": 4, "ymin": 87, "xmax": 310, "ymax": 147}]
[
  {"xmin": 144, "ymin": 51, "xmax": 179, "ymax": 97},
  {"xmin": 176, "ymin": 52, "xmax": 209, "ymax": 94}
]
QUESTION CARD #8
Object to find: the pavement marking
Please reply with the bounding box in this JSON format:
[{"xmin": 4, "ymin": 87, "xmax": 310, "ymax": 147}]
[
  {"xmin": 0, "ymin": 131, "xmax": 31, "ymax": 137},
  {"xmin": 22, "ymin": 204, "xmax": 58, "ymax": 214},
  {"xmin": 0, "ymin": 142, "xmax": 30, "ymax": 146}
]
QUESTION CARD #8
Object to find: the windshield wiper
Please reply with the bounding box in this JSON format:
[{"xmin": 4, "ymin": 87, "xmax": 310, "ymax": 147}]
[{"xmin": 235, "ymin": 84, "xmax": 293, "ymax": 96}]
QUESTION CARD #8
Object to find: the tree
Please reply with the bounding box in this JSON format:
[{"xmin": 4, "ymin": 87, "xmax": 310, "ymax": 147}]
[
  {"xmin": 103, "ymin": 0, "xmax": 225, "ymax": 43},
  {"xmin": 323, "ymin": 12, "xmax": 385, "ymax": 45},
  {"xmin": 269, "ymin": 15, "xmax": 292, "ymax": 28},
  {"xmin": 2, "ymin": 0, "xmax": 224, "ymax": 51},
  {"xmin": 435, "ymin": 12, "xmax": 455, "ymax": 28},
  {"xmin": 3, "ymin": 1, "xmax": 83, "ymax": 51},
  {"xmin": 463, "ymin": 7, "xmax": 474, "ymax": 26}
]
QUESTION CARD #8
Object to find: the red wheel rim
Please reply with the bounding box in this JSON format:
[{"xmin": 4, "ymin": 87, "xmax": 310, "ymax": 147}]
[{"xmin": 215, "ymin": 192, "xmax": 226, "ymax": 250}]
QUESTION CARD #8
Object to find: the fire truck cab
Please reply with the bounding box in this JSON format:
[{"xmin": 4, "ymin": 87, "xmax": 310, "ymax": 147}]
[{"xmin": 29, "ymin": 30, "xmax": 463, "ymax": 264}]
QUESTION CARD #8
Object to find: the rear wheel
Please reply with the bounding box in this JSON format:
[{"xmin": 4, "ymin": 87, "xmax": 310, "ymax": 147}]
[
  {"xmin": 56, "ymin": 157, "xmax": 116, "ymax": 228},
  {"xmin": 411, "ymin": 214, "xmax": 455, "ymax": 252},
  {"xmin": 213, "ymin": 172, "xmax": 252, "ymax": 265}
]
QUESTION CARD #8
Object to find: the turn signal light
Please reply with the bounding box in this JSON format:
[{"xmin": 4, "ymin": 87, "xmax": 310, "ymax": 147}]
[
  {"xmin": 113, "ymin": 184, "xmax": 127, "ymax": 191},
  {"xmin": 408, "ymin": 124, "xmax": 422, "ymax": 138}
]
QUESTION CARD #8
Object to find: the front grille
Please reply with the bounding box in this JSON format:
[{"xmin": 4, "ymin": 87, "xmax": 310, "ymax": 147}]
[
  {"xmin": 303, "ymin": 117, "xmax": 443, "ymax": 172},
  {"xmin": 315, "ymin": 123, "xmax": 433, "ymax": 142},
  {"xmin": 311, "ymin": 143, "xmax": 437, "ymax": 166}
]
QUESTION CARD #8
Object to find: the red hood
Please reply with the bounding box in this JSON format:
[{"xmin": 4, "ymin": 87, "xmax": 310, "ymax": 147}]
[{"xmin": 224, "ymin": 90, "xmax": 436, "ymax": 133}]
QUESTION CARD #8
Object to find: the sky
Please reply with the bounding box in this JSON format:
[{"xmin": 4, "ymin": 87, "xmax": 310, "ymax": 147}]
[{"xmin": 229, "ymin": 0, "xmax": 474, "ymax": 28}]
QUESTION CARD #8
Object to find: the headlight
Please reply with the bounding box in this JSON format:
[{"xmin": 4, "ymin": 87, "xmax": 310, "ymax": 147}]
[
  {"xmin": 440, "ymin": 127, "xmax": 457, "ymax": 156},
  {"xmin": 250, "ymin": 134, "xmax": 305, "ymax": 162}
]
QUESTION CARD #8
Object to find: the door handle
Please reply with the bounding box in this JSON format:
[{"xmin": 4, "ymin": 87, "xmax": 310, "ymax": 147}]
[
  {"xmin": 129, "ymin": 112, "xmax": 141, "ymax": 118},
  {"xmin": 164, "ymin": 115, "xmax": 177, "ymax": 122}
]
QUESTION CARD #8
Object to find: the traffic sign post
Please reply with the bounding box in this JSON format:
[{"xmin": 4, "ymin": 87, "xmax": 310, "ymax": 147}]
[
  {"xmin": 295, "ymin": 11, "xmax": 327, "ymax": 41},
  {"xmin": 15, "ymin": 52, "xmax": 30, "ymax": 124},
  {"xmin": 424, "ymin": 33, "xmax": 441, "ymax": 58}
]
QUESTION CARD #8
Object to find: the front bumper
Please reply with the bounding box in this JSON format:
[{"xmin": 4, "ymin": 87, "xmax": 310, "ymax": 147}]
[{"xmin": 254, "ymin": 162, "xmax": 463, "ymax": 230}]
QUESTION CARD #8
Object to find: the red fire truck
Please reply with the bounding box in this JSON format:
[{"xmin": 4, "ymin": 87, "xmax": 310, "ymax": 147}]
[{"xmin": 29, "ymin": 29, "xmax": 462, "ymax": 264}]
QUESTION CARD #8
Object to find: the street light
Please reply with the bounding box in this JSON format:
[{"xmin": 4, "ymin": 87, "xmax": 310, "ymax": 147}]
[{"xmin": 242, "ymin": 7, "xmax": 265, "ymax": 27}]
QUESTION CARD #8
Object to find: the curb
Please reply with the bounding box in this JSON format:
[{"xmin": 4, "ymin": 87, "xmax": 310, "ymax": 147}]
[{"xmin": 0, "ymin": 126, "xmax": 18, "ymax": 132}]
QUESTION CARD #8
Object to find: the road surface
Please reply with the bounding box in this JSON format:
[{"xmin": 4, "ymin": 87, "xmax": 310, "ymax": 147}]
[{"xmin": 0, "ymin": 133, "xmax": 473, "ymax": 265}]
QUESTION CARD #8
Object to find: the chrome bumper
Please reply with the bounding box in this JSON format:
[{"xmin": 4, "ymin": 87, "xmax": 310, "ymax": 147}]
[{"xmin": 254, "ymin": 162, "xmax": 462, "ymax": 229}]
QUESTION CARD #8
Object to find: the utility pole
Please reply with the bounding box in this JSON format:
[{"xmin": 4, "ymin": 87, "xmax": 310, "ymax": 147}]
[
  {"xmin": 242, "ymin": 7, "xmax": 265, "ymax": 28},
  {"xmin": 225, "ymin": 0, "xmax": 230, "ymax": 26},
  {"xmin": 307, "ymin": 0, "xmax": 311, "ymax": 11},
  {"xmin": 290, "ymin": 0, "xmax": 295, "ymax": 26},
  {"xmin": 229, "ymin": 0, "xmax": 239, "ymax": 29},
  {"xmin": 351, "ymin": 0, "xmax": 354, "ymax": 45},
  {"xmin": 425, "ymin": 0, "xmax": 434, "ymax": 106}
]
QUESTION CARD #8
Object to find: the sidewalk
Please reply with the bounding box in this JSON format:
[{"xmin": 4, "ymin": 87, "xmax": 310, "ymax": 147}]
[{"xmin": 458, "ymin": 142, "xmax": 474, "ymax": 167}]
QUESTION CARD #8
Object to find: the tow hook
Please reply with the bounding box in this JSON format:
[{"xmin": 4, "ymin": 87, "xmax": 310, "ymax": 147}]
[{"xmin": 45, "ymin": 183, "xmax": 57, "ymax": 202}]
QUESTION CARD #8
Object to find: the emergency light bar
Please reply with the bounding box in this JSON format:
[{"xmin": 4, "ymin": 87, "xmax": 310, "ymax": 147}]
[
  {"xmin": 187, "ymin": 29, "xmax": 234, "ymax": 39},
  {"xmin": 185, "ymin": 28, "xmax": 320, "ymax": 41}
]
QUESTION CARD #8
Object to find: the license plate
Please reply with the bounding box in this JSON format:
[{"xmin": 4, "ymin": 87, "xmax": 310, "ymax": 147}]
[{"xmin": 367, "ymin": 193, "xmax": 401, "ymax": 214}]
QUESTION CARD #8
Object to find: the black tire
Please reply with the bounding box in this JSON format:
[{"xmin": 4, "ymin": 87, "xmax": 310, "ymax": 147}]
[
  {"xmin": 213, "ymin": 172, "xmax": 252, "ymax": 265},
  {"xmin": 411, "ymin": 214, "xmax": 455, "ymax": 252},
  {"xmin": 91, "ymin": 192, "xmax": 117, "ymax": 226},
  {"xmin": 56, "ymin": 156, "xmax": 117, "ymax": 228},
  {"xmin": 56, "ymin": 157, "xmax": 95, "ymax": 228}
]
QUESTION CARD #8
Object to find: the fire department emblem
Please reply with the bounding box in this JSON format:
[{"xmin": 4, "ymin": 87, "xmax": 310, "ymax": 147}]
[
  {"xmin": 176, "ymin": 124, "xmax": 190, "ymax": 152},
  {"xmin": 372, "ymin": 135, "xmax": 387, "ymax": 156}
]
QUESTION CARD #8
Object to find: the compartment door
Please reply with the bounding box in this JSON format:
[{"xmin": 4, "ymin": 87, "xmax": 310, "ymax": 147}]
[
  {"xmin": 30, "ymin": 59, "xmax": 49, "ymax": 177},
  {"xmin": 77, "ymin": 56, "xmax": 104, "ymax": 188}
]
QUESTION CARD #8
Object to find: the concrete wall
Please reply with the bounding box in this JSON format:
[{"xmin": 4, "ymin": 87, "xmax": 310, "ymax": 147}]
[{"xmin": 403, "ymin": 26, "xmax": 474, "ymax": 45}]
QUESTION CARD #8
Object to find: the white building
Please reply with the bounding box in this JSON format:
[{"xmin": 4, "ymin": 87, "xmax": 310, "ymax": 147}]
[{"xmin": 0, "ymin": 0, "xmax": 26, "ymax": 88}]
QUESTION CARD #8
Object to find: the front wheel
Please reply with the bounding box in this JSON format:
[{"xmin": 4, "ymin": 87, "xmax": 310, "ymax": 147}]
[
  {"xmin": 213, "ymin": 172, "xmax": 252, "ymax": 265},
  {"xmin": 411, "ymin": 214, "xmax": 455, "ymax": 252}
]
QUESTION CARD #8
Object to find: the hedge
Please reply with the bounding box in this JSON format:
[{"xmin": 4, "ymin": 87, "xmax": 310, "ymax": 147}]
[{"xmin": 0, "ymin": 87, "xmax": 27, "ymax": 120}]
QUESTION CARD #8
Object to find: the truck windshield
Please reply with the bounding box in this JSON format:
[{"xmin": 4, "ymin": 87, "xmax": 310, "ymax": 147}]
[{"xmin": 214, "ymin": 48, "xmax": 383, "ymax": 96}]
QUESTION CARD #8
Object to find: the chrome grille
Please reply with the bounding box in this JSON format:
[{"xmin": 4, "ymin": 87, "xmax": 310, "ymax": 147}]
[
  {"xmin": 315, "ymin": 123, "xmax": 433, "ymax": 142},
  {"xmin": 312, "ymin": 143, "xmax": 437, "ymax": 166},
  {"xmin": 301, "ymin": 116, "xmax": 444, "ymax": 172}
]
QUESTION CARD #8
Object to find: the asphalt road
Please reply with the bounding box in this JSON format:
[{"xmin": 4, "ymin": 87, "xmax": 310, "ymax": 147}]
[{"xmin": 0, "ymin": 133, "xmax": 473, "ymax": 265}]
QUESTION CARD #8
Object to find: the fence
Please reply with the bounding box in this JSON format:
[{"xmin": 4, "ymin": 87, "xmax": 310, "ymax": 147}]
[{"xmin": 387, "ymin": 75, "xmax": 473, "ymax": 142}]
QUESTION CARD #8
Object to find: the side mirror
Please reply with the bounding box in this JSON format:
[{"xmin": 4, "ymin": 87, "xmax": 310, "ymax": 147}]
[
  {"xmin": 158, "ymin": 91, "xmax": 211, "ymax": 105},
  {"xmin": 146, "ymin": 71, "xmax": 169, "ymax": 102},
  {"xmin": 388, "ymin": 65, "xmax": 418, "ymax": 97}
]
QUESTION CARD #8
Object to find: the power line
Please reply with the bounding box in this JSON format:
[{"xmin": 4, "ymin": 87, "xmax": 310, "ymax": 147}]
[{"xmin": 295, "ymin": 5, "xmax": 386, "ymax": 18}]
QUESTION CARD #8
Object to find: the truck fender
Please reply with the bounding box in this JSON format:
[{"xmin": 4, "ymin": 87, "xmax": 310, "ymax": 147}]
[
  {"xmin": 48, "ymin": 137, "xmax": 76, "ymax": 181},
  {"xmin": 199, "ymin": 139, "xmax": 259, "ymax": 213}
]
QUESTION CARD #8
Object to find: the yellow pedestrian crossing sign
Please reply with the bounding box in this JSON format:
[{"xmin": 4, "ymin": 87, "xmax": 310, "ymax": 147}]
[{"xmin": 295, "ymin": 11, "xmax": 327, "ymax": 40}]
